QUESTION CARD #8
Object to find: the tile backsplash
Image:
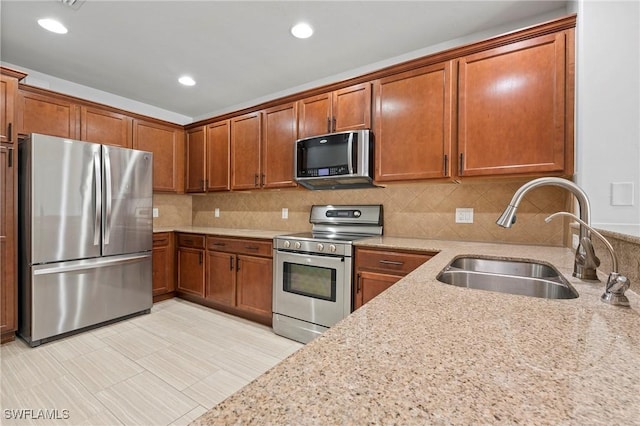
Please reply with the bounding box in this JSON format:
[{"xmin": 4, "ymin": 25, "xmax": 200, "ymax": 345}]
[{"xmin": 186, "ymin": 179, "xmax": 571, "ymax": 246}]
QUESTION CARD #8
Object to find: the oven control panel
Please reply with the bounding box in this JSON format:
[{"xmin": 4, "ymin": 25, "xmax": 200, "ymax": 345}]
[{"xmin": 275, "ymin": 238, "xmax": 349, "ymax": 256}]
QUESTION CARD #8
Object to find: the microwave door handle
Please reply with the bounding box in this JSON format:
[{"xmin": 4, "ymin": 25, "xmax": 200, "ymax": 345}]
[{"xmin": 347, "ymin": 132, "xmax": 354, "ymax": 174}]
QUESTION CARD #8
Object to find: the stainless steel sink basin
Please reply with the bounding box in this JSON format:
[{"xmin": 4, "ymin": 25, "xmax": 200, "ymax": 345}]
[{"xmin": 436, "ymin": 256, "xmax": 578, "ymax": 299}]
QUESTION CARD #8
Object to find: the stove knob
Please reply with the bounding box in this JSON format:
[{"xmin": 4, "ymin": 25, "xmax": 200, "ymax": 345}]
[
  {"xmin": 294, "ymin": 241, "xmax": 302, "ymax": 249},
  {"xmin": 283, "ymin": 240, "xmax": 291, "ymax": 248},
  {"xmin": 329, "ymin": 244, "xmax": 337, "ymax": 253},
  {"xmin": 317, "ymin": 243, "xmax": 324, "ymax": 251}
]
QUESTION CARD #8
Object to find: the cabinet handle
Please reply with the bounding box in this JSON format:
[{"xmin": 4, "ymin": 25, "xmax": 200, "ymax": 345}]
[
  {"xmin": 7, "ymin": 123, "xmax": 12, "ymax": 142},
  {"xmin": 379, "ymin": 260, "xmax": 404, "ymax": 266},
  {"xmin": 254, "ymin": 173, "xmax": 259, "ymax": 187},
  {"xmin": 212, "ymin": 242, "xmax": 226, "ymax": 247},
  {"xmin": 230, "ymin": 256, "xmax": 234, "ymax": 271},
  {"xmin": 8, "ymin": 147, "xmax": 13, "ymax": 167},
  {"xmin": 443, "ymin": 154, "xmax": 448, "ymax": 176},
  {"xmin": 332, "ymin": 117, "xmax": 336, "ymax": 132},
  {"xmin": 459, "ymin": 153, "xmax": 464, "ymax": 176},
  {"xmin": 327, "ymin": 118, "xmax": 331, "ymax": 133},
  {"xmin": 200, "ymin": 179, "xmax": 204, "ymax": 190},
  {"xmin": 356, "ymin": 273, "xmax": 361, "ymax": 293},
  {"xmin": 244, "ymin": 245, "xmax": 260, "ymax": 251},
  {"xmin": 198, "ymin": 252, "xmax": 203, "ymax": 265},
  {"xmin": 261, "ymin": 173, "xmax": 265, "ymax": 187},
  {"xmin": 236, "ymin": 258, "xmax": 240, "ymax": 271},
  {"xmin": 183, "ymin": 239, "xmax": 193, "ymax": 245}
]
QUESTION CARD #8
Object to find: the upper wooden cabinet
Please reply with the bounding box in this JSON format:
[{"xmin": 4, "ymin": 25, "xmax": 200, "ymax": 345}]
[
  {"xmin": 133, "ymin": 119, "xmax": 185, "ymax": 193},
  {"xmin": 18, "ymin": 89, "xmax": 80, "ymax": 139},
  {"xmin": 261, "ymin": 102, "xmax": 297, "ymax": 189},
  {"xmin": 297, "ymin": 83, "xmax": 371, "ymax": 138},
  {"xmin": 231, "ymin": 112, "xmax": 261, "ymax": 190},
  {"xmin": 457, "ymin": 30, "xmax": 573, "ymax": 177},
  {"xmin": 1, "ymin": 70, "xmax": 24, "ymax": 144},
  {"xmin": 185, "ymin": 121, "xmax": 231, "ymax": 193},
  {"xmin": 81, "ymin": 106, "xmax": 133, "ymax": 148},
  {"xmin": 373, "ymin": 62, "xmax": 453, "ymax": 182}
]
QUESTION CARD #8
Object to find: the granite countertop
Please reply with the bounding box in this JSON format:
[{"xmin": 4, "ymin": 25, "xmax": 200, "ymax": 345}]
[
  {"xmin": 192, "ymin": 237, "xmax": 640, "ymax": 425},
  {"xmin": 153, "ymin": 226, "xmax": 284, "ymax": 240}
]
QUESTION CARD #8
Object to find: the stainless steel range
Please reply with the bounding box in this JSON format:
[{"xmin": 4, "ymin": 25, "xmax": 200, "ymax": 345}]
[{"xmin": 273, "ymin": 204, "xmax": 383, "ymax": 343}]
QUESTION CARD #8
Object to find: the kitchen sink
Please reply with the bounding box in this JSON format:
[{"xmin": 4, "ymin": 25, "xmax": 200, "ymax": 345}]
[{"xmin": 436, "ymin": 256, "xmax": 578, "ymax": 300}]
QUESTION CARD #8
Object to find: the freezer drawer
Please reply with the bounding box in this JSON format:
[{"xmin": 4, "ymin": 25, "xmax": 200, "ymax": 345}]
[{"xmin": 19, "ymin": 253, "xmax": 152, "ymax": 346}]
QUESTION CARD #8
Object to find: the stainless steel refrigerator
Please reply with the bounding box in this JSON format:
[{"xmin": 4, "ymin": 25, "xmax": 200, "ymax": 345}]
[{"xmin": 18, "ymin": 133, "xmax": 153, "ymax": 346}]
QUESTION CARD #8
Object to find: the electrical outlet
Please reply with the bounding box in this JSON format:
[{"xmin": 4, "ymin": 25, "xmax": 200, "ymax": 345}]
[
  {"xmin": 455, "ymin": 208, "xmax": 473, "ymax": 224},
  {"xmin": 214, "ymin": 208, "xmax": 220, "ymax": 218},
  {"xmin": 152, "ymin": 208, "xmax": 159, "ymax": 218},
  {"xmin": 282, "ymin": 208, "xmax": 288, "ymax": 219}
]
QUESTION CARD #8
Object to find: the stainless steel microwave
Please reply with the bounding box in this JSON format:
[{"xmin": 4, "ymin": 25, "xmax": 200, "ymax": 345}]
[{"xmin": 294, "ymin": 129, "xmax": 375, "ymax": 190}]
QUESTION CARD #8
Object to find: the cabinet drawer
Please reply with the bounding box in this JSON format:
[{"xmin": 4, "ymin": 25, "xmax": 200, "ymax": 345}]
[
  {"xmin": 153, "ymin": 232, "xmax": 171, "ymax": 247},
  {"xmin": 355, "ymin": 248, "xmax": 433, "ymax": 275},
  {"xmin": 177, "ymin": 233, "xmax": 205, "ymax": 249},
  {"xmin": 207, "ymin": 236, "xmax": 272, "ymax": 257}
]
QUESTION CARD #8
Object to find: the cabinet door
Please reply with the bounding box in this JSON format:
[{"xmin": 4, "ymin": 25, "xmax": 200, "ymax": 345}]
[
  {"xmin": 261, "ymin": 103, "xmax": 297, "ymax": 189},
  {"xmin": 297, "ymin": 93, "xmax": 331, "ymax": 138},
  {"xmin": 236, "ymin": 254, "xmax": 272, "ymax": 320},
  {"xmin": 152, "ymin": 233, "xmax": 175, "ymax": 297},
  {"xmin": 133, "ymin": 119, "xmax": 184, "ymax": 193},
  {"xmin": 206, "ymin": 120, "xmax": 231, "ymax": 191},
  {"xmin": 374, "ymin": 62, "xmax": 453, "ymax": 182},
  {"xmin": 80, "ymin": 106, "xmax": 132, "ymax": 148},
  {"xmin": 332, "ymin": 83, "xmax": 371, "ymax": 133},
  {"xmin": 458, "ymin": 32, "xmax": 568, "ymax": 176},
  {"xmin": 18, "ymin": 90, "xmax": 79, "ymax": 139},
  {"xmin": 0, "ymin": 145, "xmax": 17, "ymax": 338},
  {"xmin": 205, "ymin": 251, "xmax": 236, "ymax": 306},
  {"xmin": 230, "ymin": 112, "xmax": 261, "ymax": 190},
  {"xmin": 354, "ymin": 271, "xmax": 400, "ymax": 310},
  {"xmin": 0, "ymin": 75, "xmax": 18, "ymax": 144},
  {"xmin": 186, "ymin": 126, "xmax": 207, "ymax": 193},
  {"xmin": 177, "ymin": 247, "xmax": 205, "ymax": 297}
]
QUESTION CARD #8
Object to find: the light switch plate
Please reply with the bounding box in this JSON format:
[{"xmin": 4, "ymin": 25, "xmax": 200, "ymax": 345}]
[
  {"xmin": 455, "ymin": 208, "xmax": 474, "ymax": 224},
  {"xmin": 282, "ymin": 208, "xmax": 288, "ymax": 219},
  {"xmin": 611, "ymin": 182, "xmax": 634, "ymax": 206},
  {"xmin": 152, "ymin": 208, "xmax": 159, "ymax": 218},
  {"xmin": 214, "ymin": 208, "xmax": 220, "ymax": 218}
]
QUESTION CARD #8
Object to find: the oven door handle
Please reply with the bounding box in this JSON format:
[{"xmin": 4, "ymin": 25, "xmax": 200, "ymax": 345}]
[{"xmin": 276, "ymin": 250, "xmax": 345, "ymax": 264}]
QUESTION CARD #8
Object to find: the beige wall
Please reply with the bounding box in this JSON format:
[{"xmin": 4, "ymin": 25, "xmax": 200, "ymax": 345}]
[{"xmin": 188, "ymin": 179, "xmax": 570, "ymax": 246}]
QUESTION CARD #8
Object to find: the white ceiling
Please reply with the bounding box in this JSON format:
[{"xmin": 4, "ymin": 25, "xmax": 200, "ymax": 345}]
[{"xmin": 1, "ymin": 1, "xmax": 568, "ymax": 122}]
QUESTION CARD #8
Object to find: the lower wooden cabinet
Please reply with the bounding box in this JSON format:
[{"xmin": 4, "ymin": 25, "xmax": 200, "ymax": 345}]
[
  {"xmin": 353, "ymin": 247, "xmax": 435, "ymax": 310},
  {"xmin": 1, "ymin": 144, "xmax": 17, "ymax": 343},
  {"xmin": 175, "ymin": 233, "xmax": 273, "ymax": 325},
  {"xmin": 152, "ymin": 232, "xmax": 175, "ymax": 302}
]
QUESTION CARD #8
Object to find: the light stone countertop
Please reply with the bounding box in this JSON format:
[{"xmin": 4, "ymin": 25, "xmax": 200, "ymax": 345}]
[
  {"xmin": 153, "ymin": 226, "xmax": 284, "ymax": 240},
  {"xmin": 192, "ymin": 236, "xmax": 640, "ymax": 425}
]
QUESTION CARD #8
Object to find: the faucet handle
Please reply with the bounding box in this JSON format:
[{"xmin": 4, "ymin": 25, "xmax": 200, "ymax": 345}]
[{"xmin": 601, "ymin": 272, "xmax": 631, "ymax": 306}]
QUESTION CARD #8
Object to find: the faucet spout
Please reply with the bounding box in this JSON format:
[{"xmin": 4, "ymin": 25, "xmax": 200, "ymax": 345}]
[{"xmin": 496, "ymin": 177, "xmax": 598, "ymax": 280}]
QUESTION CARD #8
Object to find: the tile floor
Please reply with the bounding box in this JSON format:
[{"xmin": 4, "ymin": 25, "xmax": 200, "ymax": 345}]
[{"xmin": 0, "ymin": 299, "xmax": 303, "ymax": 425}]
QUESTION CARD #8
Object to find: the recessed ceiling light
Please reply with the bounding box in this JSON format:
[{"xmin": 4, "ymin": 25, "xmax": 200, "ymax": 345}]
[
  {"xmin": 178, "ymin": 76, "xmax": 196, "ymax": 86},
  {"xmin": 291, "ymin": 22, "xmax": 313, "ymax": 39},
  {"xmin": 37, "ymin": 18, "xmax": 68, "ymax": 34}
]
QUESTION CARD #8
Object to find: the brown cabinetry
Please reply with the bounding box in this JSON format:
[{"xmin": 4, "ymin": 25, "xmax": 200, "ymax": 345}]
[
  {"xmin": 373, "ymin": 62, "xmax": 453, "ymax": 182},
  {"xmin": 152, "ymin": 232, "xmax": 175, "ymax": 302},
  {"xmin": 1, "ymin": 69, "xmax": 24, "ymax": 144},
  {"xmin": 185, "ymin": 121, "xmax": 231, "ymax": 193},
  {"xmin": 176, "ymin": 233, "xmax": 206, "ymax": 297},
  {"xmin": 80, "ymin": 106, "xmax": 132, "ymax": 148},
  {"xmin": 18, "ymin": 88, "xmax": 79, "ymax": 139},
  {"xmin": 457, "ymin": 31, "xmax": 573, "ymax": 177},
  {"xmin": 205, "ymin": 236, "xmax": 272, "ymax": 323},
  {"xmin": 261, "ymin": 102, "xmax": 298, "ymax": 189},
  {"xmin": 134, "ymin": 119, "xmax": 185, "ymax": 193},
  {"xmin": 298, "ymin": 83, "xmax": 371, "ymax": 138},
  {"xmin": 230, "ymin": 112, "xmax": 262, "ymax": 190},
  {"xmin": 1, "ymin": 144, "xmax": 17, "ymax": 343},
  {"xmin": 353, "ymin": 247, "xmax": 434, "ymax": 310}
]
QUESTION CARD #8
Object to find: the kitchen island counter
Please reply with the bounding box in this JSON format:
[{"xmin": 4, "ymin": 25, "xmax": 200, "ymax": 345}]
[{"xmin": 193, "ymin": 237, "xmax": 640, "ymax": 425}]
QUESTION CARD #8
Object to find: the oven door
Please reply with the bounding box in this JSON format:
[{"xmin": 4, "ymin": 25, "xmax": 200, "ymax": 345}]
[{"xmin": 273, "ymin": 250, "xmax": 352, "ymax": 328}]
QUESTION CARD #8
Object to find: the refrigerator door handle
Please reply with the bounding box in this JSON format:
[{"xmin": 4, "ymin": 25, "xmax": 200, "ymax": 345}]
[
  {"xmin": 33, "ymin": 254, "xmax": 151, "ymax": 276},
  {"xmin": 104, "ymin": 148, "xmax": 112, "ymax": 245},
  {"xmin": 93, "ymin": 151, "xmax": 102, "ymax": 246}
]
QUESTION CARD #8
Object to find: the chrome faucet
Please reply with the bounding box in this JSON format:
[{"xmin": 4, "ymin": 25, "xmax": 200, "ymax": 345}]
[
  {"xmin": 496, "ymin": 177, "xmax": 600, "ymax": 280},
  {"xmin": 546, "ymin": 212, "xmax": 631, "ymax": 307}
]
